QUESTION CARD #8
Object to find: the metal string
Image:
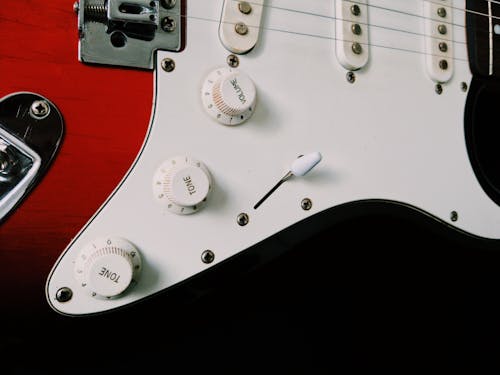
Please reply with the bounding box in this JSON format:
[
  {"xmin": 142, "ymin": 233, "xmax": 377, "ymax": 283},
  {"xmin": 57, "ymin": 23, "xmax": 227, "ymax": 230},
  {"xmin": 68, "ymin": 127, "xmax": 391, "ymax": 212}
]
[{"xmin": 170, "ymin": 0, "xmax": 500, "ymax": 64}]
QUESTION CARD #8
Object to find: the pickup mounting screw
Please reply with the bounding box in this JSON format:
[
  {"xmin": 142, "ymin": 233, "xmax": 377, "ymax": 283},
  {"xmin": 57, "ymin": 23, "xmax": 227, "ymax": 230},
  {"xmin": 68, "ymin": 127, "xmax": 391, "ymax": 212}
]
[
  {"xmin": 435, "ymin": 83, "xmax": 443, "ymax": 95},
  {"xmin": 461, "ymin": 82, "xmax": 468, "ymax": 92},
  {"xmin": 346, "ymin": 71, "xmax": 356, "ymax": 84},
  {"xmin": 237, "ymin": 213, "xmax": 249, "ymax": 226},
  {"xmin": 450, "ymin": 211, "xmax": 458, "ymax": 222},
  {"xmin": 56, "ymin": 287, "xmax": 73, "ymax": 302},
  {"xmin": 238, "ymin": 1, "xmax": 252, "ymax": 14},
  {"xmin": 235, "ymin": 22, "xmax": 249, "ymax": 35},
  {"xmin": 161, "ymin": 58, "xmax": 175, "ymax": 72},
  {"xmin": 227, "ymin": 54, "xmax": 240, "ymax": 68},
  {"xmin": 30, "ymin": 100, "xmax": 50, "ymax": 119},
  {"xmin": 161, "ymin": 16, "xmax": 176, "ymax": 32},
  {"xmin": 201, "ymin": 250, "xmax": 215, "ymax": 264},
  {"xmin": 301, "ymin": 198, "xmax": 312, "ymax": 211}
]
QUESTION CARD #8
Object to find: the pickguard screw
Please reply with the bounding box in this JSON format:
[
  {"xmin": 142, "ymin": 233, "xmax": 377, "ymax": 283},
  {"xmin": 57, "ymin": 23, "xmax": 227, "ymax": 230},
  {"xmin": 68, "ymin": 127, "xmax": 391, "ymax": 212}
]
[
  {"xmin": 73, "ymin": 1, "xmax": 80, "ymax": 14},
  {"xmin": 235, "ymin": 22, "xmax": 249, "ymax": 35},
  {"xmin": 346, "ymin": 71, "xmax": 356, "ymax": 84},
  {"xmin": 161, "ymin": 16, "xmax": 176, "ymax": 32},
  {"xmin": 438, "ymin": 42, "xmax": 448, "ymax": 52},
  {"xmin": 227, "ymin": 54, "xmax": 240, "ymax": 68},
  {"xmin": 435, "ymin": 83, "xmax": 443, "ymax": 95},
  {"xmin": 237, "ymin": 212, "xmax": 249, "ymax": 226},
  {"xmin": 30, "ymin": 100, "xmax": 50, "ymax": 119},
  {"xmin": 238, "ymin": 1, "xmax": 252, "ymax": 14},
  {"xmin": 301, "ymin": 198, "xmax": 312, "ymax": 211},
  {"xmin": 56, "ymin": 287, "xmax": 73, "ymax": 303},
  {"xmin": 437, "ymin": 7, "xmax": 447, "ymax": 18},
  {"xmin": 201, "ymin": 250, "xmax": 215, "ymax": 264},
  {"xmin": 438, "ymin": 24, "xmax": 447, "ymax": 35},
  {"xmin": 450, "ymin": 211, "xmax": 458, "ymax": 222},
  {"xmin": 461, "ymin": 82, "xmax": 468, "ymax": 92},
  {"xmin": 161, "ymin": 58, "xmax": 175, "ymax": 72},
  {"xmin": 161, "ymin": 0, "xmax": 176, "ymax": 9}
]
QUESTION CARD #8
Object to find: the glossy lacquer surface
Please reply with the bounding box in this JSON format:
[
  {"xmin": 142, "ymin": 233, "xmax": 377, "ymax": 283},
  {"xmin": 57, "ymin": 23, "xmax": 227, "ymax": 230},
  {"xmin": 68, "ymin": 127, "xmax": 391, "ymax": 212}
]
[{"xmin": 0, "ymin": 0, "xmax": 152, "ymax": 312}]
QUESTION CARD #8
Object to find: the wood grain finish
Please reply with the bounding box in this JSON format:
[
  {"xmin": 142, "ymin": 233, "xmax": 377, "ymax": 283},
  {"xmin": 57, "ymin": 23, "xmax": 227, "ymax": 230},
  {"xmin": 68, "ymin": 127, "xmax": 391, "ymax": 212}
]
[{"xmin": 0, "ymin": 0, "xmax": 152, "ymax": 312}]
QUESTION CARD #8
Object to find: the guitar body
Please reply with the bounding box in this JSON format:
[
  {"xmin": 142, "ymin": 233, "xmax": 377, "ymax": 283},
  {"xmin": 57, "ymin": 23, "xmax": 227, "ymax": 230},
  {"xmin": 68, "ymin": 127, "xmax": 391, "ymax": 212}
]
[
  {"xmin": 1, "ymin": 0, "xmax": 500, "ymax": 316},
  {"xmin": 0, "ymin": 0, "xmax": 152, "ymax": 311}
]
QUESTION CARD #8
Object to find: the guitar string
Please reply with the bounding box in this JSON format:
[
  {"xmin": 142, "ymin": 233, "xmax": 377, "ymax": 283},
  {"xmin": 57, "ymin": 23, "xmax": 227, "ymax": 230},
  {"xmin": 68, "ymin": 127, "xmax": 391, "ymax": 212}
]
[
  {"xmin": 228, "ymin": 0, "xmax": 500, "ymax": 37},
  {"xmin": 182, "ymin": 13, "xmax": 469, "ymax": 63},
  {"xmin": 177, "ymin": 1, "xmax": 476, "ymax": 62},
  {"xmin": 228, "ymin": 0, "xmax": 464, "ymax": 46},
  {"xmin": 180, "ymin": 0, "xmax": 500, "ymax": 47},
  {"xmin": 230, "ymin": 0, "xmax": 492, "ymax": 28}
]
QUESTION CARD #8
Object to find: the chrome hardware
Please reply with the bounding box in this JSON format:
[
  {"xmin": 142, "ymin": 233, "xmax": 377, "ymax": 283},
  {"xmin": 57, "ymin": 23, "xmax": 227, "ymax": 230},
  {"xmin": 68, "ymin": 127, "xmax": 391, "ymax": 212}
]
[
  {"xmin": 201, "ymin": 250, "xmax": 215, "ymax": 264},
  {"xmin": 0, "ymin": 93, "xmax": 64, "ymax": 223},
  {"xmin": 29, "ymin": 100, "xmax": 50, "ymax": 120},
  {"xmin": 237, "ymin": 213, "xmax": 249, "ymax": 226},
  {"xmin": 56, "ymin": 287, "xmax": 73, "ymax": 303},
  {"xmin": 75, "ymin": 0, "xmax": 182, "ymax": 69},
  {"xmin": 301, "ymin": 198, "xmax": 312, "ymax": 211},
  {"xmin": 227, "ymin": 54, "xmax": 239, "ymax": 68},
  {"xmin": 161, "ymin": 57, "xmax": 175, "ymax": 72}
]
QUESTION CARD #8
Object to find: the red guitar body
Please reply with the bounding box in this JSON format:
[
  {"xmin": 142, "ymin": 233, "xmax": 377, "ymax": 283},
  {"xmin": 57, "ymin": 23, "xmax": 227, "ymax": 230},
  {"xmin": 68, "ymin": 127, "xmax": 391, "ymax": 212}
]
[
  {"xmin": 0, "ymin": 0, "xmax": 152, "ymax": 314},
  {"xmin": 4, "ymin": 2, "xmax": 500, "ymax": 371}
]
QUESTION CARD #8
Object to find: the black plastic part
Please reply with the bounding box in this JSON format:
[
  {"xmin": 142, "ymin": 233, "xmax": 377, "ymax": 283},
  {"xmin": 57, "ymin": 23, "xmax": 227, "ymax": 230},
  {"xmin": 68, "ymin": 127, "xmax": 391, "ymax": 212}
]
[
  {"xmin": 466, "ymin": 0, "xmax": 491, "ymax": 77},
  {"xmin": 0, "ymin": 93, "xmax": 64, "ymax": 223},
  {"xmin": 464, "ymin": 77, "xmax": 500, "ymax": 207}
]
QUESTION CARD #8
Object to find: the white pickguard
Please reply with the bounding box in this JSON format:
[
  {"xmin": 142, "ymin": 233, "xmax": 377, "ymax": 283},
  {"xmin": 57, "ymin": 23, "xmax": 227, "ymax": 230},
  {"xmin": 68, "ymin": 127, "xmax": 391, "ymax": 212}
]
[{"xmin": 47, "ymin": 0, "xmax": 497, "ymax": 315}]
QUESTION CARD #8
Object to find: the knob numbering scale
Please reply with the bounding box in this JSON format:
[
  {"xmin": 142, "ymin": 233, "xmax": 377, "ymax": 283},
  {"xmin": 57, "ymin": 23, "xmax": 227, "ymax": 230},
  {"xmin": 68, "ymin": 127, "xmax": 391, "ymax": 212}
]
[
  {"xmin": 74, "ymin": 237, "xmax": 142, "ymax": 299},
  {"xmin": 153, "ymin": 156, "xmax": 213, "ymax": 214},
  {"xmin": 202, "ymin": 68, "xmax": 257, "ymax": 125}
]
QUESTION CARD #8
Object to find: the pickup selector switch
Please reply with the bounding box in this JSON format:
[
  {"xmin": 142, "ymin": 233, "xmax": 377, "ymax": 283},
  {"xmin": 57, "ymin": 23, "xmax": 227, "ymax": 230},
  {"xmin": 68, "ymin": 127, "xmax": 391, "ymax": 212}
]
[
  {"xmin": 74, "ymin": 237, "xmax": 141, "ymax": 298},
  {"xmin": 202, "ymin": 68, "xmax": 257, "ymax": 125},
  {"xmin": 153, "ymin": 156, "xmax": 212, "ymax": 214}
]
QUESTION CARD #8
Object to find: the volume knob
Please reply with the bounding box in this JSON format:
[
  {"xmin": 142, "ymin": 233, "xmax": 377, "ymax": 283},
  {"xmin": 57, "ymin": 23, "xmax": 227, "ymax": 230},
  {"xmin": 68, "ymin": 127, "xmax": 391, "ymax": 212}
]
[
  {"xmin": 153, "ymin": 156, "xmax": 212, "ymax": 214},
  {"xmin": 74, "ymin": 237, "xmax": 141, "ymax": 298},
  {"xmin": 202, "ymin": 68, "xmax": 257, "ymax": 125}
]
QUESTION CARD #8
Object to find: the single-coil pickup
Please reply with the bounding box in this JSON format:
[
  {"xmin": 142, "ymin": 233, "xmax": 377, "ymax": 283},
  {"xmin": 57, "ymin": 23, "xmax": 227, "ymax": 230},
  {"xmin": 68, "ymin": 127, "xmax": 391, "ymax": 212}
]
[
  {"xmin": 335, "ymin": 0, "xmax": 369, "ymax": 71},
  {"xmin": 423, "ymin": 0, "xmax": 453, "ymax": 83},
  {"xmin": 219, "ymin": 0, "xmax": 264, "ymax": 54}
]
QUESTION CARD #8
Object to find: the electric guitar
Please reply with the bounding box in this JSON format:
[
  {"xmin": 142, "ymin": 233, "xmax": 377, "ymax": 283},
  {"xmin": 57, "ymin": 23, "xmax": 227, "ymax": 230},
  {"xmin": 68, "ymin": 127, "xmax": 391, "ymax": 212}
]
[{"xmin": 1, "ymin": 0, "xmax": 499, "ymax": 316}]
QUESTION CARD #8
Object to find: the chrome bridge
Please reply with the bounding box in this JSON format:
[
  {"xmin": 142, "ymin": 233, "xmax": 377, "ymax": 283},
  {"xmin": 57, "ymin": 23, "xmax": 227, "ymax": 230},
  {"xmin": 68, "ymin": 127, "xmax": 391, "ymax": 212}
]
[{"xmin": 75, "ymin": 0, "xmax": 183, "ymax": 69}]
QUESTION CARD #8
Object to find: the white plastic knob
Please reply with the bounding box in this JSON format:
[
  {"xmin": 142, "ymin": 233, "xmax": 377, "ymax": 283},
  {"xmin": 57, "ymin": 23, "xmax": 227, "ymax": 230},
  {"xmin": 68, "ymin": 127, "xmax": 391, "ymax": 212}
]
[
  {"xmin": 291, "ymin": 152, "xmax": 322, "ymax": 176},
  {"xmin": 202, "ymin": 68, "xmax": 257, "ymax": 125},
  {"xmin": 74, "ymin": 237, "xmax": 141, "ymax": 298},
  {"xmin": 153, "ymin": 156, "xmax": 212, "ymax": 214}
]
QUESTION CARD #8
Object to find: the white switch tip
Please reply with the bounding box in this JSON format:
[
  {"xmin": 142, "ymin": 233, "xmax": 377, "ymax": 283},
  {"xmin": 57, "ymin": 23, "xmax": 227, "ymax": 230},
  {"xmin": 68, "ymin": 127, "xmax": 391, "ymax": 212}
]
[{"xmin": 291, "ymin": 152, "xmax": 322, "ymax": 177}]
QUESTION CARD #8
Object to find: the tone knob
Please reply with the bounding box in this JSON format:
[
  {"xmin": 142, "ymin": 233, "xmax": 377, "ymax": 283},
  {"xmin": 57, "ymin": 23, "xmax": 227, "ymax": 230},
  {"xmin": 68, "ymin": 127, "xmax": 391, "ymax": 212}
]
[
  {"xmin": 153, "ymin": 156, "xmax": 212, "ymax": 214},
  {"xmin": 202, "ymin": 67, "xmax": 257, "ymax": 125},
  {"xmin": 74, "ymin": 237, "xmax": 141, "ymax": 298}
]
